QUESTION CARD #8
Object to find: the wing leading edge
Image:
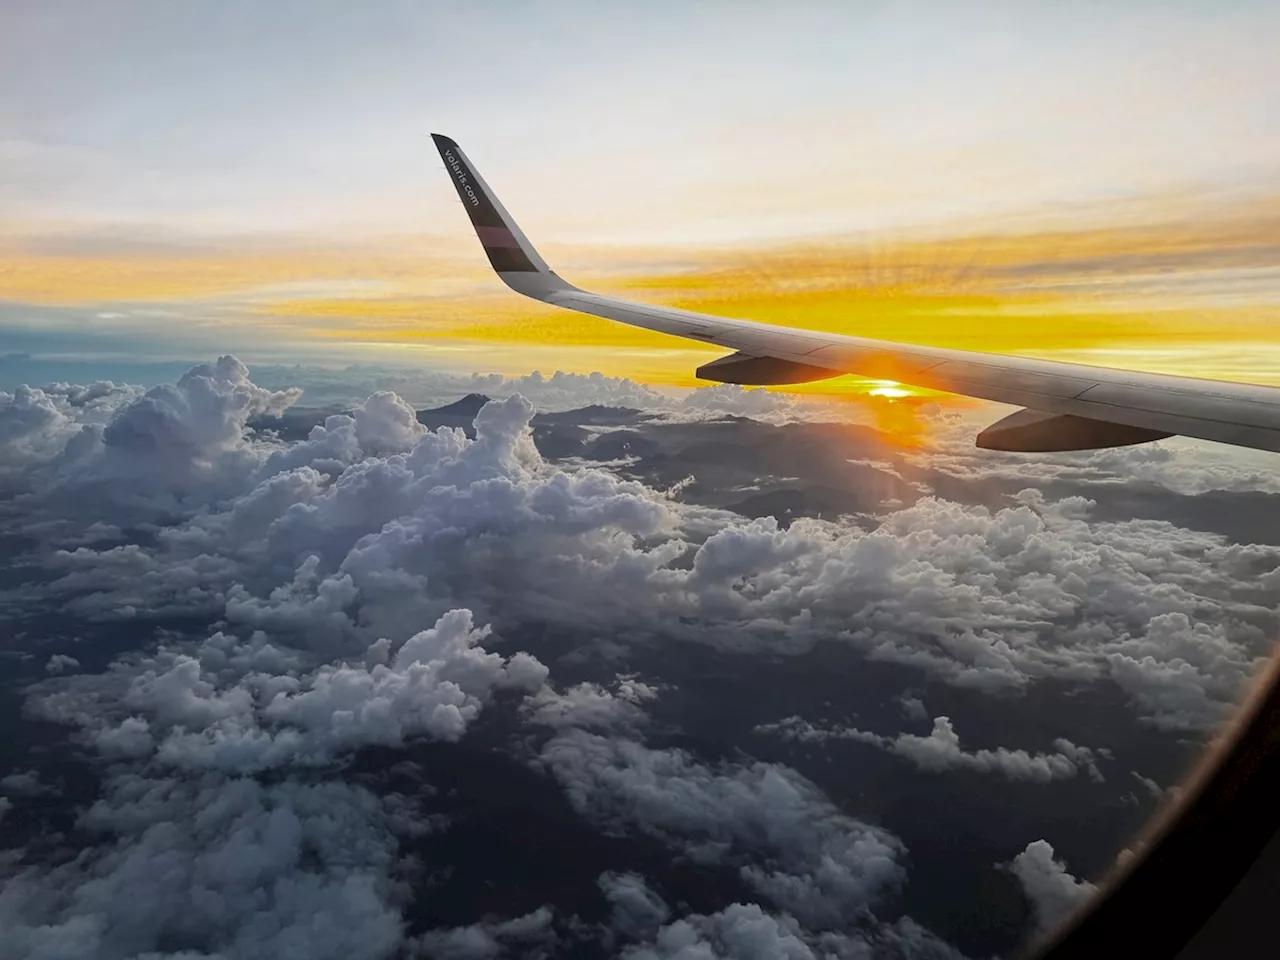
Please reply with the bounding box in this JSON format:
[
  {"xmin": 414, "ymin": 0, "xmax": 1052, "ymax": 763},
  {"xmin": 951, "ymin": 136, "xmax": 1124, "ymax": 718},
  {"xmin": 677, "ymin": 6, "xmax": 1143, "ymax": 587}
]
[{"xmin": 431, "ymin": 133, "xmax": 1280, "ymax": 454}]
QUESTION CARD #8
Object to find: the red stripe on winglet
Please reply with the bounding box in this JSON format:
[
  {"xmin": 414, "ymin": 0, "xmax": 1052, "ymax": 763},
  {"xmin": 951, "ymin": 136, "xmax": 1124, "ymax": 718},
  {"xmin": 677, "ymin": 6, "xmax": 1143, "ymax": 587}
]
[{"xmin": 476, "ymin": 225, "xmax": 522, "ymax": 249}]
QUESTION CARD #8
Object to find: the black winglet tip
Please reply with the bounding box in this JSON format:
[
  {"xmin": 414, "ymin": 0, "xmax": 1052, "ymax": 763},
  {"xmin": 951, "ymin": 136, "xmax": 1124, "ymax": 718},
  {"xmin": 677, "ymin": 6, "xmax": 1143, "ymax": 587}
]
[{"xmin": 430, "ymin": 133, "xmax": 458, "ymax": 151}]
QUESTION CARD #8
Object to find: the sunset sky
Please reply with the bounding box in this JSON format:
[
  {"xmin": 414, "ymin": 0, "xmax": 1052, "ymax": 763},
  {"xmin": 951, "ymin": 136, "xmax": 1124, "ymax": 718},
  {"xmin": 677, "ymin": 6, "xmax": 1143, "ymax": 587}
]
[{"xmin": 3, "ymin": 0, "xmax": 1279, "ymax": 392}]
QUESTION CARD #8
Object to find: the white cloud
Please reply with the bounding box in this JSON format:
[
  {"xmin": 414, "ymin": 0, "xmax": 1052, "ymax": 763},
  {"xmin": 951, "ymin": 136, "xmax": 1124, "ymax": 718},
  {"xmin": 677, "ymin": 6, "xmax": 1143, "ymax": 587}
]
[
  {"xmin": 674, "ymin": 384, "xmax": 802, "ymax": 421},
  {"xmin": 501, "ymin": 370, "xmax": 670, "ymax": 412},
  {"xmin": 0, "ymin": 770, "xmax": 54, "ymax": 797},
  {"xmin": 1004, "ymin": 840, "xmax": 1097, "ymax": 934},
  {"xmin": 757, "ymin": 715, "xmax": 1104, "ymax": 783},
  {"xmin": 44, "ymin": 653, "xmax": 80, "ymax": 674},
  {"xmin": 600, "ymin": 871, "xmax": 671, "ymax": 941},
  {"xmin": 95, "ymin": 355, "xmax": 298, "ymax": 474},
  {"xmin": 621, "ymin": 902, "xmax": 817, "ymax": 960},
  {"xmin": 1130, "ymin": 771, "xmax": 1164, "ymax": 798},
  {"xmin": 619, "ymin": 900, "xmax": 964, "ymax": 960},
  {"xmin": 93, "ymin": 716, "xmax": 154, "ymax": 759},
  {"xmin": 523, "ymin": 677, "xmax": 657, "ymax": 734},
  {"xmin": 9, "ymin": 356, "xmax": 300, "ymax": 528},
  {"xmin": 10, "ymin": 605, "xmax": 544, "ymax": 960},
  {"xmin": 63, "ymin": 609, "xmax": 548, "ymax": 775},
  {"xmin": 20, "ymin": 359, "xmax": 1275, "ymax": 739},
  {"xmin": 1102, "ymin": 612, "xmax": 1256, "ymax": 731},
  {"xmin": 0, "ymin": 775, "xmax": 407, "ymax": 960},
  {"xmin": 247, "ymin": 362, "xmax": 880, "ymax": 425},
  {"xmin": 538, "ymin": 730, "xmax": 905, "ymax": 928},
  {"xmin": 912, "ymin": 429, "xmax": 1280, "ymax": 496},
  {"xmin": 9, "ymin": 603, "xmax": 546, "ymax": 957},
  {"xmin": 248, "ymin": 364, "xmax": 674, "ymax": 413},
  {"xmin": 0, "ymin": 385, "xmax": 76, "ymax": 472},
  {"xmin": 257, "ymin": 390, "xmax": 426, "ymax": 480},
  {"xmin": 898, "ymin": 694, "xmax": 928, "ymax": 722},
  {"xmin": 0, "ymin": 380, "xmax": 143, "ymax": 475},
  {"xmin": 4, "ymin": 356, "xmax": 1275, "ymax": 959},
  {"xmin": 668, "ymin": 492, "xmax": 1276, "ymax": 727},
  {"xmin": 415, "ymin": 906, "xmax": 559, "ymax": 959}
]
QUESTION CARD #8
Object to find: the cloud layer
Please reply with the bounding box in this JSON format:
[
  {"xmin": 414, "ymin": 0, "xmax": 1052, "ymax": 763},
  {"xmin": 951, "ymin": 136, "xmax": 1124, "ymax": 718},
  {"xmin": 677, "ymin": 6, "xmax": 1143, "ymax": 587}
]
[
  {"xmin": 1005, "ymin": 840, "xmax": 1098, "ymax": 933},
  {"xmin": 757, "ymin": 715, "xmax": 1105, "ymax": 783},
  {"xmin": 2, "ymin": 356, "xmax": 1277, "ymax": 958}
]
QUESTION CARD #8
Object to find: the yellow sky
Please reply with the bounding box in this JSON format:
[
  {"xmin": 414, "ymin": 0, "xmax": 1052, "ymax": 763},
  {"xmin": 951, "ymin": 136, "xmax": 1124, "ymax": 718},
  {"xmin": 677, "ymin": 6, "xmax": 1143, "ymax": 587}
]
[{"xmin": 3, "ymin": 191, "xmax": 1279, "ymax": 393}]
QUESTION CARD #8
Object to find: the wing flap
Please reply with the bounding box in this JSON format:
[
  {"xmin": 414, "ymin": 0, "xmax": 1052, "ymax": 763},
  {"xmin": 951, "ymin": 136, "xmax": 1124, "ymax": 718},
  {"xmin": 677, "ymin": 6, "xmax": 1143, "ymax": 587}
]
[{"xmin": 1078, "ymin": 382, "xmax": 1280, "ymax": 431}]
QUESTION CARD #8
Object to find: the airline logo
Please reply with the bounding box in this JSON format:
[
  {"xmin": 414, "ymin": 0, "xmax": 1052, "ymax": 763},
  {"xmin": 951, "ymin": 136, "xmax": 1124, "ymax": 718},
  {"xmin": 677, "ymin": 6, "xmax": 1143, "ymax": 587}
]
[{"xmin": 443, "ymin": 149, "xmax": 480, "ymax": 207}]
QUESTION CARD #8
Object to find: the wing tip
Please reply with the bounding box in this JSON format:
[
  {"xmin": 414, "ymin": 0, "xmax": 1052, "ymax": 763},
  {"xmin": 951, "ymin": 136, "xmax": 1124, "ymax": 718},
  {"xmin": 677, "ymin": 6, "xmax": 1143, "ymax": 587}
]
[{"xmin": 430, "ymin": 133, "xmax": 461, "ymax": 157}]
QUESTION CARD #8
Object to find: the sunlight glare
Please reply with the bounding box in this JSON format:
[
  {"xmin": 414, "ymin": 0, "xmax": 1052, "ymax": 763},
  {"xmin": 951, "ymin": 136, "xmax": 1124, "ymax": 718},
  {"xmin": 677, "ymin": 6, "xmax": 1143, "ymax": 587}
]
[{"xmin": 868, "ymin": 381, "xmax": 913, "ymax": 398}]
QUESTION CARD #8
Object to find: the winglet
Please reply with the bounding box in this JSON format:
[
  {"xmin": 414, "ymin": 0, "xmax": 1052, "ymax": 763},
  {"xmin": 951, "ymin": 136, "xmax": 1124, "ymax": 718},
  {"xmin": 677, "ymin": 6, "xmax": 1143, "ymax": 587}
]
[{"xmin": 431, "ymin": 134, "xmax": 571, "ymax": 298}]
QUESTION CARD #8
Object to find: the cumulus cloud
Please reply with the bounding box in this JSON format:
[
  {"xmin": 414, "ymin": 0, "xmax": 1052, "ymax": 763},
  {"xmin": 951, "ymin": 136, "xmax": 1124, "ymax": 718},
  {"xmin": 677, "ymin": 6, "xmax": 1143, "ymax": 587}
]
[
  {"xmin": 530, "ymin": 693, "xmax": 956, "ymax": 956},
  {"xmin": 41, "ymin": 388, "xmax": 690, "ymax": 638},
  {"xmin": 98, "ymin": 355, "xmax": 298, "ymax": 460},
  {"xmin": 15, "ymin": 358, "xmax": 1274, "ymax": 732},
  {"xmin": 898, "ymin": 694, "xmax": 928, "ymax": 722},
  {"xmin": 0, "ymin": 380, "xmax": 143, "ymax": 474},
  {"xmin": 619, "ymin": 899, "xmax": 964, "ymax": 960},
  {"xmin": 1102, "ymin": 612, "xmax": 1258, "ymax": 731},
  {"xmin": 0, "ymin": 769, "xmax": 55, "ymax": 797},
  {"xmin": 1130, "ymin": 771, "xmax": 1164, "ymax": 798},
  {"xmin": 594, "ymin": 871, "xmax": 964, "ymax": 960},
  {"xmin": 8, "ymin": 356, "xmax": 300, "ymax": 528},
  {"xmin": 673, "ymin": 384, "xmax": 803, "ymax": 421},
  {"xmin": 621, "ymin": 902, "xmax": 817, "ymax": 960},
  {"xmin": 247, "ymin": 362, "xmax": 880, "ymax": 425},
  {"xmin": 16, "ymin": 358, "xmax": 1274, "ymax": 741},
  {"xmin": 44, "ymin": 653, "xmax": 80, "ymax": 674},
  {"xmin": 600, "ymin": 871, "xmax": 671, "ymax": 941},
  {"xmin": 913, "ymin": 428, "xmax": 1280, "ymax": 496},
  {"xmin": 2, "ymin": 356, "xmax": 1273, "ymax": 958},
  {"xmin": 248, "ymin": 364, "xmax": 675, "ymax": 412},
  {"xmin": 758, "ymin": 716, "xmax": 1105, "ymax": 783},
  {"xmin": 415, "ymin": 906, "xmax": 559, "ymax": 959},
  {"xmin": 5, "ymin": 608, "xmax": 544, "ymax": 957},
  {"xmin": 9, "ymin": 605, "xmax": 545, "ymax": 960},
  {"xmin": 501, "ymin": 370, "xmax": 670, "ymax": 412},
  {"xmin": 0, "ymin": 775, "xmax": 407, "ymax": 960},
  {"xmin": 408, "ymin": 885, "xmax": 963, "ymax": 960},
  {"xmin": 523, "ymin": 676, "xmax": 657, "ymax": 734},
  {"xmin": 46, "ymin": 609, "xmax": 548, "ymax": 775},
  {"xmin": 539, "ymin": 730, "xmax": 905, "ymax": 928},
  {"xmin": 1004, "ymin": 840, "xmax": 1097, "ymax": 934},
  {"xmin": 669, "ymin": 491, "xmax": 1276, "ymax": 728},
  {"xmin": 0, "ymin": 385, "xmax": 77, "ymax": 470},
  {"xmin": 6, "ymin": 370, "xmax": 556, "ymax": 960},
  {"xmin": 258, "ymin": 389, "xmax": 427, "ymax": 480}
]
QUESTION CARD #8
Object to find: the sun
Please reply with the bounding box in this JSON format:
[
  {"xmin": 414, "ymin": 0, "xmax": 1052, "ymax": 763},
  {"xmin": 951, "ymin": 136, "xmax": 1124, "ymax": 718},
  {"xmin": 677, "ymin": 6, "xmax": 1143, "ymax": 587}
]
[{"xmin": 867, "ymin": 381, "xmax": 913, "ymax": 399}]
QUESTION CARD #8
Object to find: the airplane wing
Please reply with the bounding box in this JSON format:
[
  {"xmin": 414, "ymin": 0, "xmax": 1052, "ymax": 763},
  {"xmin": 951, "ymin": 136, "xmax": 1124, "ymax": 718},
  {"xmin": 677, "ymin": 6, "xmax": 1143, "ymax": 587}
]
[{"xmin": 431, "ymin": 133, "xmax": 1280, "ymax": 454}]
